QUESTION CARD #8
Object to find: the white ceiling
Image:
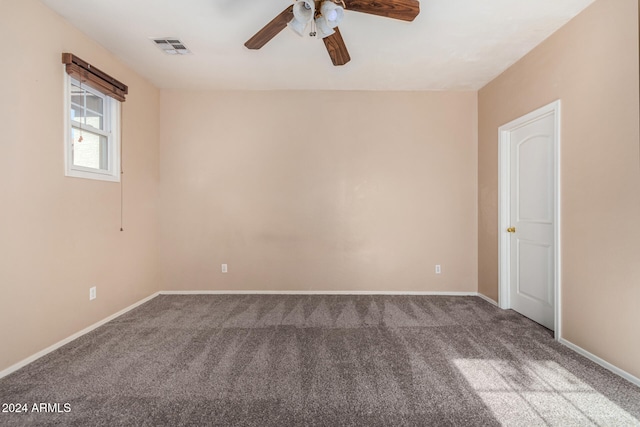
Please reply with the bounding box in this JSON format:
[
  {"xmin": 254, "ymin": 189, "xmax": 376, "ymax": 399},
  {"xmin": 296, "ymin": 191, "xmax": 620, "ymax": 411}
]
[{"xmin": 40, "ymin": 0, "xmax": 595, "ymax": 91}]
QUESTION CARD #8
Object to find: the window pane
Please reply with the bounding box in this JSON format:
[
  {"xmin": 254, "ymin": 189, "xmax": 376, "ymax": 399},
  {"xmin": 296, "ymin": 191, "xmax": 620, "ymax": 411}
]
[
  {"xmin": 84, "ymin": 110, "xmax": 104, "ymax": 129},
  {"xmin": 71, "ymin": 94, "xmax": 84, "ymax": 106},
  {"xmin": 71, "ymin": 104, "xmax": 83, "ymax": 123},
  {"xmin": 72, "ymin": 128, "xmax": 108, "ymax": 170},
  {"xmin": 71, "ymin": 84, "xmax": 85, "ymax": 106},
  {"xmin": 86, "ymin": 93, "xmax": 103, "ymax": 115}
]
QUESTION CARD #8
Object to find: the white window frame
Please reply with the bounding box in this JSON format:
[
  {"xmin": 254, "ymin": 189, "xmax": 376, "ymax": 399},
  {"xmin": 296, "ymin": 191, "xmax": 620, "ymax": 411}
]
[{"xmin": 63, "ymin": 70, "xmax": 120, "ymax": 182}]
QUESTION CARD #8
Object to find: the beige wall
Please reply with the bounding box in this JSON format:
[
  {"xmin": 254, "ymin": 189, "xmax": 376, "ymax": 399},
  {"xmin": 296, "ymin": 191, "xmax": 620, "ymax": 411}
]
[
  {"xmin": 0, "ymin": 0, "xmax": 160, "ymax": 372},
  {"xmin": 159, "ymin": 91, "xmax": 478, "ymax": 292},
  {"xmin": 478, "ymin": 0, "xmax": 640, "ymax": 378}
]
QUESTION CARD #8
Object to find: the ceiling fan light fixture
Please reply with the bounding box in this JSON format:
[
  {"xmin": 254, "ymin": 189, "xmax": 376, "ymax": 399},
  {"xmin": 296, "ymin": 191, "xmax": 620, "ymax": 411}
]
[
  {"xmin": 315, "ymin": 1, "xmax": 344, "ymax": 38},
  {"xmin": 288, "ymin": 0, "xmax": 315, "ymax": 36},
  {"xmin": 315, "ymin": 17, "xmax": 335, "ymax": 38},
  {"xmin": 321, "ymin": 1, "xmax": 344, "ymax": 27},
  {"xmin": 288, "ymin": 18, "xmax": 308, "ymax": 36}
]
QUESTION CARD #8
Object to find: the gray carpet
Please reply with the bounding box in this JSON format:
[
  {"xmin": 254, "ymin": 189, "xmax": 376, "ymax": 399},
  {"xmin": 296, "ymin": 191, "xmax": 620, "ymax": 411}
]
[{"xmin": 1, "ymin": 295, "xmax": 639, "ymax": 426}]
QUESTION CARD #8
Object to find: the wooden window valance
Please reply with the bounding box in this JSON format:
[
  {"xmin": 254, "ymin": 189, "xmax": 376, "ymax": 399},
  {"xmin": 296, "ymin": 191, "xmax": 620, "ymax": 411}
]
[{"xmin": 62, "ymin": 53, "xmax": 128, "ymax": 102}]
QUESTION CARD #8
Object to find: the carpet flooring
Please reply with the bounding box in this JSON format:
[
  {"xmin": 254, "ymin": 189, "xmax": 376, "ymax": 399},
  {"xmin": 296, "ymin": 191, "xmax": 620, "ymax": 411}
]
[{"xmin": 1, "ymin": 295, "xmax": 639, "ymax": 426}]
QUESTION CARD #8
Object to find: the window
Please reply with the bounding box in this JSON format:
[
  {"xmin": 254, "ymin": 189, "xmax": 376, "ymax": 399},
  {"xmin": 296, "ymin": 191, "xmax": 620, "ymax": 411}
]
[
  {"xmin": 62, "ymin": 53, "xmax": 127, "ymax": 182},
  {"xmin": 64, "ymin": 74, "xmax": 120, "ymax": 181}
]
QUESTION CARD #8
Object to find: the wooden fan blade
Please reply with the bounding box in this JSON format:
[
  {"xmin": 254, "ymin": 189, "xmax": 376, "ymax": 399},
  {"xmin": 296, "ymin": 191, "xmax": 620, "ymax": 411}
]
[
  {"xmin": 343, "ymin": 0, "xmax": 420, "ymax": 21},
  {"xmin": 245, "ymin": 5, "xmax": 294, "ymax": 49},
  {"xmin": 323, "ymin": 28, "xmax": 351, "ymax": 66}
]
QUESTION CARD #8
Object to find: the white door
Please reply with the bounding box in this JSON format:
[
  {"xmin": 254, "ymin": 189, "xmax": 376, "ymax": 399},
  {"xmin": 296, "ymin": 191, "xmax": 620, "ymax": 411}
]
[{"xmin": 502, "ymin": 107, "xmax": 558, "ymax": 331}]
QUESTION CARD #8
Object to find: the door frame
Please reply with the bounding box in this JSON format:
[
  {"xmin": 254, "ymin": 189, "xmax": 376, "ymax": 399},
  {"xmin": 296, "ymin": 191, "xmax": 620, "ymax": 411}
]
[{"xmin": 498, "ymin": 100, "xmax": 562, "ymax": 339}]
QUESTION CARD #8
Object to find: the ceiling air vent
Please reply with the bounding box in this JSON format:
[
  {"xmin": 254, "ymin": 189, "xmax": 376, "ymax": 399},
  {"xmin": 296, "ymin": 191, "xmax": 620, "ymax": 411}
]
[{"xmin": 151, "ymin": 38, "xmax": 191, "ymax": 55}]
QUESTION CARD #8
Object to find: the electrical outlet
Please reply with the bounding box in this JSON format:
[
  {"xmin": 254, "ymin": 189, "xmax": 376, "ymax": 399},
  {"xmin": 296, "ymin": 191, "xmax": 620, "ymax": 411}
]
[
  {"xmin": 221, "ymin": 264, "xmax": 228, "ymax": 273},
  {"xmin": 89, "ymin": 286, "xmax": 97, "ymax": 300},
  {"xmin": 435, "ymin": 265, "xmax": 441, "ymax": 274}
]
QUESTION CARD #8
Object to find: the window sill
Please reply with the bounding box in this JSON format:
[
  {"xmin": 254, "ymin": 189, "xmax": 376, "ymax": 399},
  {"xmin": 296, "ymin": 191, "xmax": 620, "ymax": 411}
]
[{"xmin": 65, "ymin": 169, "xmax": 120, "ymax": 183}]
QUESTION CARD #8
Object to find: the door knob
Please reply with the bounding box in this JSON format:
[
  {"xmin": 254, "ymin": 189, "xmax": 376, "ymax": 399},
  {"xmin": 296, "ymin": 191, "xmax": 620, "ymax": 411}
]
[{"xmin": 507, "ymin": 227, "xmax": 516, "ymax": 233}]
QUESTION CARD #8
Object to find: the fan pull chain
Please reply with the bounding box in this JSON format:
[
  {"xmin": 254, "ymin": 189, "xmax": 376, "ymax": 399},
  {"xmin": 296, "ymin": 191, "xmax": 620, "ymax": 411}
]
[
  {"xmin": 310, "ymin": 18, "xmax": 316, "ymax": 37},
  {"xmin": 77, "ymin": 78, "xmax": 84, "ymax": 142}
]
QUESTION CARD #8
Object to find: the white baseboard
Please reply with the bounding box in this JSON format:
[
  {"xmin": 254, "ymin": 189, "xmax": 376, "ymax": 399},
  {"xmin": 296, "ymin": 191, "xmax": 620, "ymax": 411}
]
[
  {"xmin": 0, "ymin": 292, "xmax": 159, "ymax": 380},
  {"xmin": 559, "ymin": 338, "xmax": 640, "ymax": 388},
  {"xmin": 158, "ymin": 290, "xmax": 480, "ymax": 296},
  {"xmin": 476, "ymin": 293, "xmax": 498, "ymax": 306}
]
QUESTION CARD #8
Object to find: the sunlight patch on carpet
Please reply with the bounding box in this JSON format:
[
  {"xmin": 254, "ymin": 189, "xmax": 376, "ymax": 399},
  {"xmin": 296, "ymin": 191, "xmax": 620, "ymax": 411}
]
[{"xmin": 453, "ymin": 359, "xmax": 639, "ymax": 426}]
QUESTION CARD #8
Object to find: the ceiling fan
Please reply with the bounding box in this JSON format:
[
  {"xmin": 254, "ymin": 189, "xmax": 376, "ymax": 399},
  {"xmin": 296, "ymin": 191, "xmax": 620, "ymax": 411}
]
[{"xmin": 244, "ymin": 0, "xmax": 420, "ymax": 66}]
